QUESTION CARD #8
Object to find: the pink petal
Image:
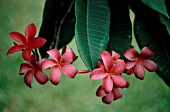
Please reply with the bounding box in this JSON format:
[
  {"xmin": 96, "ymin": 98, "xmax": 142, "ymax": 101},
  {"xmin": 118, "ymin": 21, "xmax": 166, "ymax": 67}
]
[
  {"xmin": 134, "ymin": 62, "xmax": 145, "ymax": 80},
  {"xmin": 28, "ymin": 54, "xmax": 37, "ymax": 66},
  {"xmin": 9, "ymin": 32, "xmax": 26, "ymax": 45},
  {"xmin": 97, "ymin": 62, "xmax": 105, "ymax": 68},
  {"xmin": 47, "ymin": 49, "xmax": 61, "ymax": 61},
  {"xmin": 142, "ymin": 59, "xmax": 158, "ymax": 72},
  {"xmin": 90, "ymin": 68, "xmax": 107, "ymax": 80},
  {"xmin": 24, "ymin": 70, "xmax": 34, "ymax": 88},
  {"xmin": 113, "ymin": 89, "xmax": 123, "ymax": 100},
  {"xmin": 50, "ymin": 67, "xmax": 61, "ymax": 85},
  {"xmin": 22, "ymin": 48, "xmax": 31, "ymax": 61},
  {"xmin": 34, "ymin": 70, "xmax": 49, "ymax": 85},
  {"xmin": 111, "ymin": 50, "xmax": 120, "ymax": 60},
  {"xmin": 25, "ymin": 23, "xmax": 36, "ymax": 43},
  {"xmin": 37, "ymin": 59, "xmax": 46, "ymax": 70},
  {"xmin": 125, "ymin": 60, "xmax": 136, "ymax": 69},
  {"xmin": 19, "ymin": 63, "xmax": 32, "ymax": 74},
  {"xmin": 61, "ymin": 64, "xmax": 78, "ymax": 78},
  {"xmin": 112, "ymin": 60, "xmax": 126, "ymax": 75},
  {"xmin": 96, "ymin": 86, "xmax": 107, "ymax": 97},
  {"xmin": 125, "ymin": 81, "xmax": 130, "ymax": 88},
  {"xmin": 30, "ymin": 37, "xmax": 46, "ymax": 48},
  {"xmin": 41, "ymin": 59, "xmax": 57, "ymax": 70},
  {"xmin": 140, "ymin": 46, "xmax": 154, "ymax": 58},
  {"xmin": 125, "ymin": 68, "xmax": 134, "ymax": 75},
  {"xmin": 102, "ymin": 76, "xmax": 113, "ymax": 93},
  {"xmin": 100, "ymin": 51, "xmax": 113, "ymax": 71},
  {"xmin": 111, "ymin": 75, "xmax": 127, "ymax": 88},
  {"xmin": 124, "ymin": 48, "xmax": 139, "ymax": 61},
  {"xmin": 62, "ymin": 46, "xmax": 67, "ymax": 55},
  {"xmin": 102, "ymin": 92, "xmax": 114, "ymax": 104},
  {"xmin": 7, "ymin": 45, "xmax": 25, "ymax": 55},
  {"xmin": 60, "ymin": 48, "xmax": 74, "ymax": 64}
]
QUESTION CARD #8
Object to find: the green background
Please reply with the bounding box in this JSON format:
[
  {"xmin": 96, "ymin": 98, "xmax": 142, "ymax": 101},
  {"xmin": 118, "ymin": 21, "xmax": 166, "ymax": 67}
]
[{"xmin": 0, "ymin": 0, "xmax": 170, "ymax": 112}]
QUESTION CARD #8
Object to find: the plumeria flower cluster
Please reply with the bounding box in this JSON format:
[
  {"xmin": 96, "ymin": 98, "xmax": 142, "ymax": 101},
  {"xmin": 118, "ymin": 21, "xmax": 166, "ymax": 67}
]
[
  {"xmin": 90, "ymin": 47, "xmax": 158, "ymax": 104},
  {"xmin": 90, "ymin": 50, "xmax": 129, "ymax": 104},
  {"xmin": 7, "ymin": 23, "xmax": 89, "ymax": 88},
  {"xmin": 7, "ymin": 23, "xmax": 158, "ymax": 105}
]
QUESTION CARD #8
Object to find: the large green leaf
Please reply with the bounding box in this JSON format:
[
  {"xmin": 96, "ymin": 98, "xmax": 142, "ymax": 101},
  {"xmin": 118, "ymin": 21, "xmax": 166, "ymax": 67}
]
[
  {"xmin": 109, "ymin": 0, "xmax": 132, "ymax": 57},
  {"xmin": 75, "ymin": 0, "xmax": 93, "ymax": 70},
  {"xmin": 87, "ymin": 0, "xmax": 110, "ymax": 68},
  {"xmin": 39, "ymin": 0, "xmax": 75, "ymax": 58},
  {"xmin": 141, "ymin": 0, "xmax": 169, "ymax": 18},
  {"xmin": 131, "ymin": 0, "xmax": 170, "ymax": 86}
]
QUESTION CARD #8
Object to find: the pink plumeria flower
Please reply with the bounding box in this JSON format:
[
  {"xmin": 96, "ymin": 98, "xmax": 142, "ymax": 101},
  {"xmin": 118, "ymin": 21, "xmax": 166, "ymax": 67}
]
[
  {"xmin": 20, "ymin": 54, "xmax": 49, "ymax": 88},
  {"xmin": 124, "ymin": 46, "xmax": 158, "ymax": 80},
  {"xmin": 7, "ymin": 23, "xmax": 46, "ymax": 61},
  {"xmin": 96, "ymin": 85, "xmax": 123, "ymax": 104},
  {"xmin": 42, "ymin": 48, "xmax": 78, "ymax": 85},
  {"xmin": 90, "ymin": 51, "xmax": 127, "ymax": 93}
]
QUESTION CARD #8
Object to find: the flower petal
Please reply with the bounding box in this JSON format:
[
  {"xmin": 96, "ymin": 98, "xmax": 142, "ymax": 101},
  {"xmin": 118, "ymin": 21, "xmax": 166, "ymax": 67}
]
[
  {"xmin": 7, "ymin": 45, "xmax": 25, "ymax": 55},
  {"xmin": 37, "ymin": 59, "xmax": 46, "ymax": 70},
  {"xmin": 112, "ymin": 60, "xmax": 126, "ymax": 75},
  {"xmin": 25, "ymin": 23, "xmax": 36, "ymax": 42},
  {"xmin": 140, "ymin": 46, "xmax": 154, "ymax": 58},
  {"xmin": 60, "ymin": 48, "xmax": 74, "ymax": 64},
  {"xmin": 111, "ymin": 50, "xmax": 120, "ymax": 60},
  {"xmin": 30, "ymin": 37, "xmax": 46, "ymax": 48},
  {"xmin": 61, "ymin": 64, "xmax": 78, "ymax": 78},
  {"xmin": 24, "ymin": 70, "xmax": 34, "ymax": 88},
  {"xmin": 102, "ymin": 76, "xmax": 113, "ymax": 93},
  {"xmin": 62, "ymin": 46, "xmax": 67, "ymax": 55},
  {"xmin": 22, "ymin": 48, "xmax": 31, "ymax": 61},
  {"xmin": 97, "ymin": 62, "xmax": 105, "ymax": 68},
  {"xmin": 50, "ymin": 67, "xmax": 61, "ymax": 85},
  {"xmin": 101, "ymin": 51, "xmax": 113, "ymax": 71},
  {"xmin": 111, "ymin": 75, "xmax": 127, "ymax": 88},
  {"xmin": 124, "ymin": 48, "xmax": 139, "ymax": 61},
  {"xmin": 9, "ymin": 32, "xmax": 26, "ymax": 45},
  {"xmin": 41, "ymin": 59, "xmax": 57, "ymax": 70},
  {"xmin": 28, "ymin": 54, "xmax": 37, "ymax": 66},
  {"xmin": 19, "ymin": 63, "xmax": 32, "ymax": 74},
  {"xmin": 134, "ymin": 62, "xmax": 145, "ymax": 80},
  {"xmin": 125, "ymin": 60, "xmax": 136, "ymax": 69},
  {"xmin": 102, "ymin": 92, "xmax": 114, "ymax": 104},
  {"xmin": 90, "ymin": 68, "xmax": 107, "ymax": 80},
  {"xmin": 34, "ymin": 70, "xmax": 49, "ymax": 85},
  {"xmin": 142, "ymin": 59, "xmax": 158, "ymax": 72},
  {"xmin": 96, "ymin": 86, "xmax": 107, "ymax": 97},
  {"xmin": 47, "ymin": 49, "xmax": 61, "ymax": 61},
  {"xmin": 113, "ymin": 89, "xmax": 123, "ymax": 100}
]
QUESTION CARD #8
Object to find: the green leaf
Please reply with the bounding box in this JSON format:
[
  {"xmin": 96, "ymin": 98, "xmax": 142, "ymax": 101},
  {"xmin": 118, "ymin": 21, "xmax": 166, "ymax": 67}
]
[
  {"xmin": 131, "ymin": 1, "xmax": 170, "ymax": 86},
  {"xmin": 75, "ymin": 0, "xmax": 93, "ymax": 70},
  {"xmin": 109, "ymin": 0, "xmax": 132, "ymax": 57},
  {"xmin": 160, "ymin": 15, "xmax": 170, "ymax": 35},
  {"xmin": 39, "ymin": 0, "xmax": 75, "ymax": 58},
  {"xmin": 87, "ymin": 0, "xmax": 110, "ymax": 68},
  {"xmin": 141, "ymin": 0, "xmax": 169, "ymax": 18},
  {"xmin": 159, "ymin": 1, "xmax": 170, "ymax": 35}
]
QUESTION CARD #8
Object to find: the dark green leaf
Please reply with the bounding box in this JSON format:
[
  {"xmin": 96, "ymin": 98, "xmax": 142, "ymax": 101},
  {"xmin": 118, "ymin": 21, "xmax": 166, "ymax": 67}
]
[
  {"xmin": 39, "ymin": 0, "xmax": 75, "ymax": 58},
  {"xmin": 87, "ymin": 0, "xmax": 110, "ymax": 68},
  {"xmin": 109, "ymin": 0, "xmax": 132, "ymax": 58},
  {"xmin": 141, "ymin": 0, "xmax": 169, "ymax": 18},
  {"xmin": 75, "ymin": 0, "xmax": 93, "ymax": 70},
  {"xmin": 159, "ymin": 1, "xmax": 170, "ymax": 35},
  {"xmin": 131, "ymin": 0, "xmax": 170, "ymax": 86}
]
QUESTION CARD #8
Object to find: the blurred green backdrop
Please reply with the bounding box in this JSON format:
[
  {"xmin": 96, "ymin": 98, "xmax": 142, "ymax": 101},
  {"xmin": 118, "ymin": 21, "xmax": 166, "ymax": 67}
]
[{"xmin": 0, "ymin": 0, "xmax": 170, "ymax": 112}]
